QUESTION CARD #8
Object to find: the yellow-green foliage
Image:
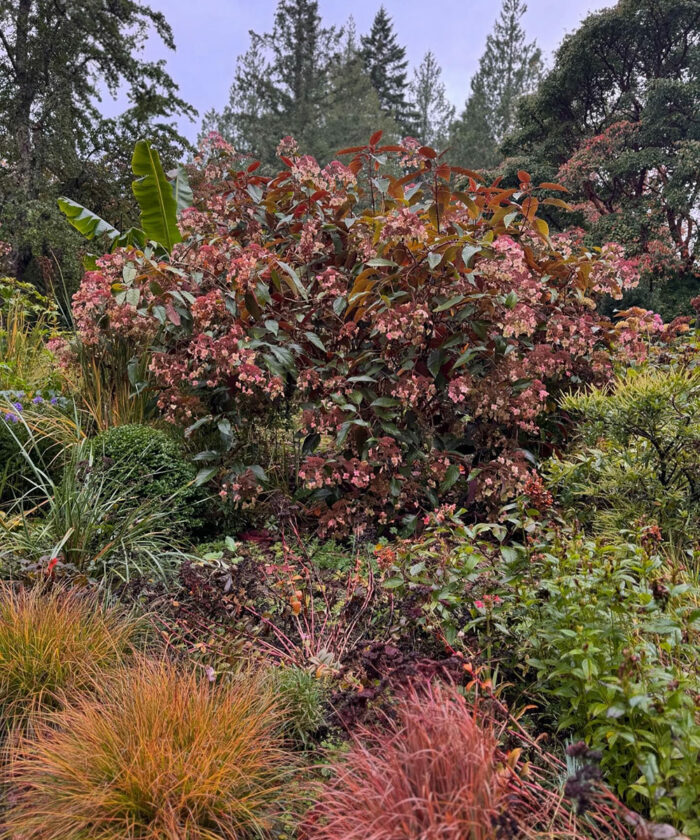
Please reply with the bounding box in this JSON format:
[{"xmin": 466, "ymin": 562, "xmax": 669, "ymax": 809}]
[
  {"xmin": 0, "ymin": 584, "xmax": 139, "ymax": 731},
  {"xmin": 3, "ymin": 659, "xmax": 291, "ymax": 840},
  {"xmin": 0, "ymin": 278, "xmax": 59, "ymax": 392},
  {"xmin": 548, "ymin": 366, "xmax": 700, "ymax": 543}
]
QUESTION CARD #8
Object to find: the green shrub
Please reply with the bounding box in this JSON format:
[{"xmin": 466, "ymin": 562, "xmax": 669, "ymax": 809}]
[
  {"xmin": 493, "ymin": 529, "xmax": 700, "ymax": 836},
  {"xmin": 0, "ymin": 584, "xmax": 139, "ymax": 732},
  {"xmin": 271, "ymin": 666, "xmax": 328, "ymax": 748},
  {"xmin": 92, "ymin": 424, "xmax": 205, "ymax": 533},
  {"xmin": 0, "ymin": 277, "xmax": 60, "ymax": 393},
  {"xmin": 546, "ymin": 366, "xmax": 700, "ymax": 545}
]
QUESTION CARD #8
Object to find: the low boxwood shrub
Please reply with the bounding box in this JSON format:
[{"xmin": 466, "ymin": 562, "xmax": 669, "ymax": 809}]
[{"xmin": 91, "ymin": 423, "xmax": 205, "ymax": 533}]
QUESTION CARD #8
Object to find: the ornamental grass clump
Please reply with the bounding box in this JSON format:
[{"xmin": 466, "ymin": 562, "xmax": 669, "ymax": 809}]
[
  {"xmin": 0, "ymin": 583, "xmax": 138, "ymax": 732},
  {"xmin": 3, "ymin": 658, "xmax": 291, "ymax": 840},
  {"xmin": 306, "ymin": 683, "xmax": 503, "ymax": 840}
]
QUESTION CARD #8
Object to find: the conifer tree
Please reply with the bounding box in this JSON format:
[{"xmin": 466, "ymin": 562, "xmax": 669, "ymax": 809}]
[
  {"xmin": 203, "ymin": 0, "xmax": 340, "ymax": 168},
  {"xmin": 451, "ymin": 0, "xmax": 543, "ymax": 168},
  {"xmin": 317, "ymin": 17, "xmax": 399, "ymax": 160},
  {"xmin": 360, "ymin": 6, "xmax": 415, "ymax": 133},
  {"xmin": 408, "ymin": 51, "xmax": 455, "ymax": 148}
]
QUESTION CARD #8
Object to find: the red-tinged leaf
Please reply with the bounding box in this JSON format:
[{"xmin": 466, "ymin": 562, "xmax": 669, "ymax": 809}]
[
  {"xmin": 309, "ymin": 190, "xmax": 329, "ymax": 202},
  {"xmin": 280, "ymin": 156, "xmax": 294, "ymax": 167},
  {"xmin": 348, "ymin": 157, "xmax": 363, "ymax": 175},
  {"xmin": 247, "ymin": 161, "xmax": 261, "ymax": 173},
  {"xmin": 522, "ymin": 196, "xmax": 539, "ymax": 221},
  {"xmin": 451, "ymin": 166, "xmax": 484, "ymax": 182},
  {"xmin": 538, "ymin": 182, "xmax": 569, "ymax": 192},
  {"xmin": 165, "ymin": 302, "xmax": 181, "ymax": 326},
  {"xmin": 377, "ymin": 145, "xmax": 404, "ymax": 153},
  {"xmin": 419, "ymin": 145, "xmax": 437, "ymax": 159},
  {"xmin": 517, "ymin": 170, "xmax": 531, "ymax": 183},
  {"xmin": 47, "ymin": 556, "xmax": 59, "ymax": 575},
  {"xmin": 436, "ymin": 163, "xmax": 451, "ymax": 180},
  {"xmin": 336, "ymin": 145, "xmax": 366, "ymax": 155},
  {"xmin": 369, "ymin": 130, "xmax": 383, "ymax": 146}
]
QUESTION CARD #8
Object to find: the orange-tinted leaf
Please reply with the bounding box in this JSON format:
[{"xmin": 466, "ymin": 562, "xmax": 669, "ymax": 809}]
[
  {"xmin": 538, "ymin": 182, "xmax": 569, "ymax": 192},
  {"xmin": 517, "ymin": 170, "xmax": 531, "ymax": 184},
  {"xmin": 542, "ymin": 197, "xmax": 574, "ymax": 211},
  {"xmin": 347, "ymin": 157, "xmax": 363, "ymax": 175},
  {"xmin": 522, "ymin": 196, "xmax": 539, "ymax": 221},
  {"xmin": 247, "ymin": 161, "xmax": 261, "ymax": 173},
  {"xmin": 419, "ymin": 146, "xmax": 437, "ymax": 159},
  {"xmin": 369, "ymin": 130, "xmax": 383, "ymax": 146}
]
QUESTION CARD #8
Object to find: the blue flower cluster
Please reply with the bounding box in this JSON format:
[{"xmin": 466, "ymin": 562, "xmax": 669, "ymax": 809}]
[{"xmin": 1, "ymin": 390, "xmax": 61, "ymax": 424}]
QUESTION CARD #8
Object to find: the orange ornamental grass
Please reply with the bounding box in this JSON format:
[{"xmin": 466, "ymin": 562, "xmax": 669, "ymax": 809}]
[
  {"xmin": 2, "ymin": 658, "xmax": 292, "ymax": 840},
  {"xmin": 0, "ymin": 583, "xmax": 138, "ymax": 732}
]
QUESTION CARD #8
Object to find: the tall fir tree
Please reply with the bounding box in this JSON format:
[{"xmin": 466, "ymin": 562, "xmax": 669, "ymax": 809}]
[
  {"xmin": 451, "ymin": 0, "xmax": 543, "ymax": 169},
  {"xmin": 316, "ymin": 17, "xmax": 399, "ymax": 160},
  {"xmin": 360, "ymin": 6, "xmax": 415, "ymax": 134},
  {"xmin": 408, "ymin": 51, "xmax": 455, "ymax": 148},
  {"xmin": 202, "ymin": 0, "xmax": 341, "ymax": 169}
]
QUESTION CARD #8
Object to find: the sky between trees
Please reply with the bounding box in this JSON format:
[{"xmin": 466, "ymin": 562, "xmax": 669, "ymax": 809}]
[{"xmin": 102, "ymin": 0, "xmax": 615, "ymax": 140}]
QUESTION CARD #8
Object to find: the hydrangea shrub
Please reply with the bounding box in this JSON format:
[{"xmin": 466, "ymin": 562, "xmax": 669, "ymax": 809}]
[{"xmin": 70, "ymin": 132, "xmax": 656, "ymax": 534}]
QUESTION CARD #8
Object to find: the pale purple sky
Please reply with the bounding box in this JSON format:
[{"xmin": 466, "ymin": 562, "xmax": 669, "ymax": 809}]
[{"xmin": 114, "ymin": 0, "xmax": 614, "ymax": 139}]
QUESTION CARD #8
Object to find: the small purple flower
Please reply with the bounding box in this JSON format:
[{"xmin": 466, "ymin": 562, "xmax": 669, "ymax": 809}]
[
  {"xmin": 3, "ymin": 412, "xmax": 19, "ymax": 423},
  {"xmin": 50, "ymin": 397, "xmax": 59, "ymax": 406},
  {"xmin": 12, "ymin": 402, "xmax": 23, "ymax": 412},
  {"xmin": 32, "ymin": 395, "xmax": 44, "ymax": 404}
]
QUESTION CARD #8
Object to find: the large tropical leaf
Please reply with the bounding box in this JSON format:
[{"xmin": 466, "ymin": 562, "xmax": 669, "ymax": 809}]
[
  {"xmin": 131, "ymin": 140, "xmax": 182, "ymax": 251},
  {"xmin": 169, "ymin": 165, "xmax": 193, "ymax": 213},
  {"xmin": 57, "ymin": 197, "xmax": 121, "ymax": 243}
]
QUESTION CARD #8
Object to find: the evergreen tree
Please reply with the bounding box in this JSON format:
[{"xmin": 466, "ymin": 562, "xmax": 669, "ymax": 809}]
[
  {"xmin": 408, "ymin": 51, "xmax": 455, "ymax": 148},
  {"xmin": 317, "ymin": 17, "xmax": 399, "ymax": 160},
  {"xmin": 0, "ymin": 0, "xmax": 195, "ymax": 285},
  {"xmin": 451, "ymin": 0, "xmax": 542, "ymax": 168},
  {"xmin": 203, "ymin": 0, "xmax": 341, "ymax": 169},
  {"xmin": 360, "ymin": 6, "xmax": 415, "ymax": 133}
]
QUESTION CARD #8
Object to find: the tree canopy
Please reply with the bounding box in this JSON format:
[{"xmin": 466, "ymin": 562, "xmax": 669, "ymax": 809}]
[
  {"xmin": 0, "ymin": 0, "xmax": 195, "ymax": 288},
  {"xmin": 505, "ymin": 0, "xmax": 700, "ymax": 316}
]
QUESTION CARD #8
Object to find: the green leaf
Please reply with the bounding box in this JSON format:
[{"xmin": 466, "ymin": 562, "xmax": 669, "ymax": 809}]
[
  {"xmin": 277, "ymin": 260, "xmax": 308, "ymax": 299},
  {"xmin": 170, "ymin": 165, "xmax": 194, "ymax": 213},
  {"xmin": 439, "ymin": 464, "xmax": 461, "ymax": 494},
  {"xmin": 371, "ymin": 397, "xmax": 401, "ymax": 409},
  {"xmin": 434, "ymin": 294, "xmax": 465, "ymax": 313},
  {"xmin": 461, "ymin": 244, "xmax": 481, "ymax": 267},
  {"xmin": 131, "ymin": 139, "xmax": 182, "ymax": 251},
  {"xmin": 195, "ymin": 466, "xmax": 218, "ymax": 486},
  {"xmin": 57, "ymin": 197, "xmax": 120, "ymax": 243}
]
